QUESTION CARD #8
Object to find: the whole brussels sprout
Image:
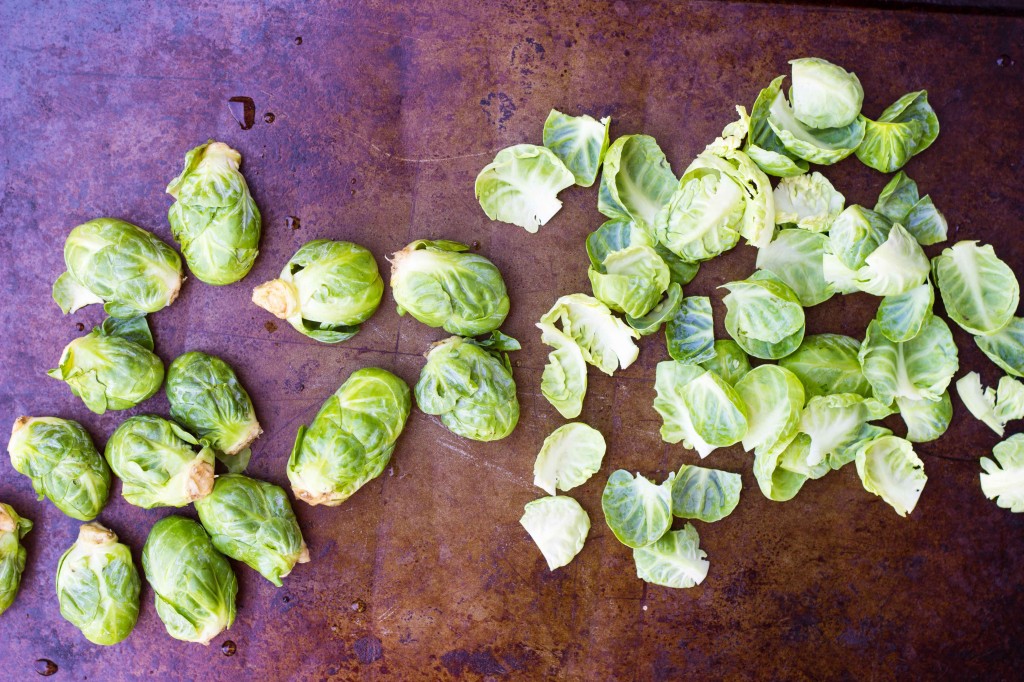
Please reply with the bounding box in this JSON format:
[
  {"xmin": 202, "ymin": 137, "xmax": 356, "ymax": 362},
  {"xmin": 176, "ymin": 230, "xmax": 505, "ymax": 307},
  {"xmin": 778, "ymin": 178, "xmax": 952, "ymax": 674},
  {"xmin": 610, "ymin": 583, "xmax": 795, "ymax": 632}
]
[
  {"xmin": 105, "ymin": 415, "xmax": 215, "ymax": 509},
  {"xmin": 288, "ymin": 368, "xmax": 411, "ymax": 506},
  {"xmin": 195, "ymin": 474, "xmax": 309, "ymax": 586},
  {"xmin": 166, "ymin": 141, "xmax": 261, "ymax": 285},
  {"xmin": 415, "ymin": 333, "xmax": 520, "ymax": 441},
  {"xmin": 52, "ymin": 218, "xmax": 183, "ymax": 318},
  {"xmin": 7, "ymin": 417, "xmax": 110, "ymax": 520},
  {"xmin": 166, "ymin": 351, "xmax": 262, "ymax": 457},
  {"xmin": 0, "ymin": 503, "xmax": 32, "ymax": 615},
  {"xmin": 390, "ymin": 239, "xmax": 510, "ymax": 336},
  {"xmin": 252, "ymin": 240, "xmax": 383, "ymax": 343},
  {"xmin": 47, "ymin": 316, "xmax": 164, "ymax": 414},
  {"xmin": 56, "ymin": 523, "xmax": 140, "ymax": 645},
  {"xmin": 142, "ymin": 516, "xmax": 237, "ymax": 644}
]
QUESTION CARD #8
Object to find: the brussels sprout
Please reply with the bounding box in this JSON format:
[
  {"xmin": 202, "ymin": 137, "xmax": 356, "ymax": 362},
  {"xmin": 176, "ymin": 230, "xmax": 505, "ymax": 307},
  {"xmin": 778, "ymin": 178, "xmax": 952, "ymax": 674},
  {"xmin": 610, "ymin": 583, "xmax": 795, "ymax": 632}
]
[
  {"xmin": 722, "ymin": 271, "xmax": 805, "ymax": 360},
  {"xmin": 598, "ymin": 135, "xmax": 677, "ymax": 232},
  {"xmin": 980, "ymin": 434, "xmax": 1024, "ymax": 513},
  {"xmin": 104, "ymin": 415, "xmax": 214, "ymax": 509},
  {"xmin": 670, "ymin": 464, "xmax": 741, "ymax": 522},
  {"xmin": 601, "ymin": 470, "xmax": 673, "ymax": 549},
  {"xmin": 765, "ymin": 79, "xmax": 866, "ymax": 165},
  {"xmin": 827, "ymin": 205, "xmax": 892, "ymax": 271},
  {"xmin": 755, "ymin": 229, "xmax": 835, "ymax": 307},
  {"xmin": 745, "ymin": 77, "xmax": 810, "ymax": 177},
  {"xmin": 519, "ymin": 496, "xmax": 591, "ymax": 571},
  {"xmin": 653, "ymin": 362, "xmax": 748, "ymax": 458},
  {"xmin": 47, "ymin": 316, "xmax": 164, "ymax": 414},
  {"xmin": 475, "ymin": 144, "xmax": 575, "ymax": 232},
  {"xmin": 56, "ymin": 523, "xmax": 140, "ymax": 645},
  {"xmin": 666, "ymin": 296, "xmax": 715, "ymax": 364},
  {"xmin": 586, "ymin": 219, "xmax": 654, "ymax": 267},
  {"xmin": 0, "ymin": 503, "xmax": 31, "ymax": 615},
  {"xmin": 7, "ymin": 417, "xmax": 110, "ymax": 521},
  {"xmin": 142, "ymin": 516, "xmax": 237, "ymax": 644},
  {"xmin": 289, "ymin": 368, "xmax": 411, "ymax": 506},
  {"xmin": 754, "ymin": 433, "xmax": 813, "ymax": 502},
  {"xmin": 538, "ymin": 323, "xmax": 587, "ymax": 419},
  {"xmin": 779, "ymin": 334, "xmax": 872, "ymax": 399},
  {"xmin": 789, "ymin": 58, "xmax": 864, "ymax": 129},
  {"xmin": 874, "ymin": 282, "xmax": 934, "ymax": 343},
  {"xmin": 166, "ymin": 141, "xmax": 261, "ymax": 285},
  {"xmin": 772, "ymin": 172, "xmax": 845, "ymax": 232},
  {"xmin": 166, "ymin": 352, "xmax": 261, "ymax": 457},
  {"xmin": 933, "ymin": 241, "xmax": 1020, "ymax": 335},
  {"xmin": 389, "ymin": 239, "xmax": 509, "ymax": 337},
  {"xmin": 735, "ymin": 365, "xmax": 805, "ymax": 458},
  {"xmin": 416, "ymin": 335, "xmax": 519, "ymax": 441},
  {"xmin": 542, "ymin": 109, "xmax": 610, "ymax": 187},
  {"xmin": 194, "ymin": 474, "xmax": 309, "ymax": 586},
  {"xmin": 252, "ymin": 240, "xmax": 383, "ymax": 343},
  {"xmin": 995, "ymin": 376, "xmax": 1024, "ymax": 424},
  {"xmin": 798, "ymin": 393, "xmax": 894, "ymax": 470},
  {"xmin": 855, "ymin": 435, "xmax": 927, "ymax": 516},
  {"xmin": 626, "ymin": 282, "xmax": 683, "ymax": 336},
  {"xmin": 849, "ymin": 224, "xmax": 931, "ymax": 297},
  {"xmin": 874, "ymin": 172, "xmax": 948, "ymax": 246},
  {"xmin": 856, "ymin": 92, "xmax": 939, "ymax": 173},
  {"xmin": 859, "ymin": 317, "xmax": 959, "ymax": 406},
  {"xmin": 897, "ymin": 393, "xmax": 952, "ymax": 443},
  {"xmin": 955, "ymin": 372, "xmax": 1024, "ymax": 436},
  {"xmin": 52, "ymin": 218, "xmax": 183, "ymax": 318},
  {"xmin": 588, "ymin": 244, "xmax": 670, "ymax": 318},
  {"xmin": 700, "ymin": 340, "xmax": 751, "ymax": 386},
  {"xmin": 633, "ymin": 523, "xmax": 709, "ymax": 588},
  {"xmin": 533, "ymin": 423, "xmax": 606, "ymax": 496},
  {"xmin": 976, "ymin": 317, "xmax": 1024, "ymax": 378},
  {"xmin": 539, "ymin": 294, "xmax": 639, "ymax": 375}
]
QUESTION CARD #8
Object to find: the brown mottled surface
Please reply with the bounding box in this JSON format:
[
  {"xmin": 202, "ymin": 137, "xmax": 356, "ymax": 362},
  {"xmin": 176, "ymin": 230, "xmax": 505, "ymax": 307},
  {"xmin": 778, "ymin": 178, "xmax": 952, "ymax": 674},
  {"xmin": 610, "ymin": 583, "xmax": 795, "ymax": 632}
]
[{"xmin": 1, "ymin": 1, "xmax": 1023, "ymax": 680}]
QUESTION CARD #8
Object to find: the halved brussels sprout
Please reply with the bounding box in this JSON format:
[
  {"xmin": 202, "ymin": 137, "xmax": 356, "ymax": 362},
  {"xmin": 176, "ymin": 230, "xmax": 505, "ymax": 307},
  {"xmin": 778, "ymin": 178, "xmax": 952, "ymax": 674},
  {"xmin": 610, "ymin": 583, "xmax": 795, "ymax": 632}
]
[
  {"xmin": 533, "ymin": 423, "xmax": 606, "ymax": 496},
  {"xmin": 389, "ymin": 239, "xmax": 509, "ymax": 337},
  {"xmin": 897, "ymin": 393, "xmax": 952, "ymax": 443},
  {"xmin": 416, "ymin": 335, "xmax": 519, "ymax": 441},
  {"xmin": 142, "ymin": 516, "xmax": 237, "ymax": 644},
  {"xmin": 855, "ymin": 435, "xmax": 927, "ymax": 516},
  {"xmin": 874, "ymin": 281, "xmax": 934, "ymax": 343},
  {"xmin": 933, "ymin": 241, "xmax": 1020, "ymax": 335},
  {"xmin": 789, "ymin": 58, "xmax": 864, "ymax": 129},
  {"xmin": 766, "ymin": 79, "xmax": 866, "ymax": 165},
  {"xmin": 598, "ymin": 135, "xmax": 677, "ymax": 231},
  {"xmin": 722, "ymin": 271, "xmax": 805, "ymax": 360},
  {"xmin": 542, "ymin": 109, "xmax": 610, "ymax": 187},
  {"xmin": 976, "ymin": 317, "xmax": 1024, "ymax": 377},
  {"xmin": 0, "ymin": 503, "xmax": 31, "ymax": 615},
  {"xmin": 194, "ymin": 474, "xmax": 309, "ymax": 586},
  {"xmin": 52, "ymin": 218, "xmax": 183, "ymax": 318},
  {"xmin": 745, "ymin": 77, "xmax": 809, "ymax": 177},
  {"xmin": 735, "ymin": 365, "xmax": 805, "ymax": 458},
  {"xmin": 700, "ymin": 340, "xmax": 751, "ymax": 386},
  {"xmin": 772, "ymin": 171, "xmax": 845, "ymax": 232},
  {"xmin": 653, "ymin": 362, "xmax": 748, "ymax": 458},
  {"xmin": 666, "ymin": 296, "xmax": 715, "ymax": 364},
  {"xmin": 670, "ymin": 464, "xmax": 741, "ymax": 522},
  {"xmin": 601, "ymin": 470, "xmax": 673, "ymax": 549},
  {"xmin": 475, "ymin": 144, "xmax": 575, "ymax": 232},
  {"xmin": 166, "ymin": 351, "xmax": 261, "ymax": 457},
  {"xmin": 588, "ymin": 245, "xmax": 670, "ymax": 318},
  {"xmin": 779, "ymin": 334, "xmax": 871, "ymax": 398},
  {"xmin": 799, "ymin": 393, "xmax": 894, "ymax": 470},
  {"xmin": 538, "ymin": 323, "xmax": 588, "ymax": 419},
  {"xmin": 47, "ymin": 316, "xmax": 164, "ymax": 414},
  {"xmin": 633, "ymin": 523, "xmax": 708, "ymax": 589},
  {"xmin": 980, "ymin": 434, "xmax": 1024, "ymax": 512},
  {"xmin": 105, "ymin": 415, "xmax": 214, "ymax": 509},
  {"xmin": 520, "ymin": 496, "xmax": 591, "ymax": 571},
  {"xmin": 166, "ymin": 141, "xmax": 261, "ymax": 285},
  {"xmin": 56, "ymin": 523, "xmax": 140, "ymax": 645},
  {"xmin": 859, "ymin": 317, "xmax": 959, "ymax": 406},
  {"xmin": 754, "ymin": 433, "xmax": 813, "ymax": 502},
  {"xmin": 252, "ymin": 240, "xmax": 383, "ymax": 343},
  {"xmin": 539, "ymin": 294, "xmax": 639, "ymax": 375},
  {"xmin": 626, "ymin": 282, "xmax": 683, "ymax": 336},
  {"xmin": 289, "ymin": 368, "xmax": 411, "ymax": 506},
  {"xmin": 7, "ymin": 417, "xmax": 110, "ymax": 521},
  {"xmin": 755, "ymin": 229, "xmax": 834, "ymax": 307},
  {"xmin": 856, "ymin": 92, "xmax": 939, "ymax": 173}
]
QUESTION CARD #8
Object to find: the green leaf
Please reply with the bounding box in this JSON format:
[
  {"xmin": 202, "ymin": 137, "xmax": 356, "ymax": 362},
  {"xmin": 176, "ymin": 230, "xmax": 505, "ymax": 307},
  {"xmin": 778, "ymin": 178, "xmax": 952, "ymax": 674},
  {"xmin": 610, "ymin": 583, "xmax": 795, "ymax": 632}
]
[
  {"xmin": 788, "ymin": 58, "xmax": 864, "ymax": 129},
  {"xmin": 626, "ymin": 282, "xmax": 683, "ymax": 336},
  {"xmin": 520, "ymin": 496, "xmax": 591, "ymax": 570},
  {"xmin": 588, "ymin": 245, "xmax": 671, "ymax": 318},
  {"xmin": 475, "ymin": 144, "xmax": 575, "ymax": 232},
  {"xmin": 735, "ymin": 365, "xmax": 805, "ymax": 458},
  {"xmin": 976, "ymin": 317, "xmax": 1024, "ymax": 377},
  {"xmin": 779, "ymin": 334, "xmax": 871, "ymax": 399},
  {"xmin": 855, "ymin": 435, "xmax": 927, "ymax": 516},
  {"xmin": 533, "ymin": 423, "xmax": 606, "ymax": 496},
  {"xmin": 897, "ymin": 393, "xmax": 952, "ymax": 443},
  {"xmin": 933, "ymin": 241, "xmax": 1020, "ymax": 335},
  {"xmin": 799, "ymin": 393, "xmax": 894, "ymax": 469},
  {"xmin": 767, "ymin": 85, "xmax": 865, "ymax": 165},
  {"xmin": 598, "ymin": 135, "xmax": 678, "ymax": 231},
  {"xmin": 538, "ymin": 324, "xmax": 588, "ymax": 419},
  {"xmin": 539, "ymin": 294, "xmax": 639, "ymax": 375},
  {"xmin": 542, "ymin": 109, "xmax": 610, "ymax": 187},
  {"xmin": 745, "ymin": 76, "xmax": 810, "ymax": 177},
  {"xmin": 671, "ymin": 464, "xmax": 741, "ymax": 522},
  {"xmin": 859, "ymin": 317, "xmax": 959, "ymax": 406},
  {"xmin": 666, "ymin": 296, "xmax": 715, "ymax": 364},
  {"xmin": 722, "ymin": 271, "xmax": 805, "ymax": 360},
  {"xmin": 874, "ymin": 281, "xmax": 934, "ymax": 343},
  {"xmin": 699, "ymin": 340, "xmax": 751, "ymax": 386},
  {"xmin": 632, "ymin": 524, "xmax": 709, "ymax": 588},
  {"xmin": 772, "ymin": 171, "xmax": 845, "ymax": 232},
  {"xmin": 601, "ymin": 470, "xmax": 673, "ymax": 549},
  {"xmin": 756, "ymin": 228, "xmax": 834, "ymax": 307},
  {"xmin": 980, "ymin": 434, "xmax": 1024, "ymax": 513}
]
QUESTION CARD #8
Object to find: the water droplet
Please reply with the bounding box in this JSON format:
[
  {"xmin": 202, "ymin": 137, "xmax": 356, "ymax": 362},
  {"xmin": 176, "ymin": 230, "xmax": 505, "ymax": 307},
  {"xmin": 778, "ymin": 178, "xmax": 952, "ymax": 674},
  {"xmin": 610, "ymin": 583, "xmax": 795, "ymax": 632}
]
[
  {"xmin": 221, "ymin": 640, "xmax": 237, "ymax": 656},
  {"xmin": 228, "ymin": 96, "xmax": 256, "ymax": 130},
  {"xmin": 514, "ymin": 360, "xmax": 522, "ymax": 367},
  {"xmin": 263, "ymin": 112, "xmax": 276, "ymax": 124},
  {"xmin": 997, "ymin": 54, "xmax": 1015, "ymax": 67},
  {"xmin": 75, "ymin": 322, "xmax": 85, "ymax": 332},
  {"xmin": 351, "ymin": 599, "xmax": 367, "ymax": 612},
  {"xmin": 286, "ymin": 215, "xmax": 301, "ymax": 230},
  {"xmin": 35, "ymin": 660, "xmax": 58, "ymax": 676},
  {"xmin": 294, "ymin": 36, "xmax": 303, "ymax": 45},
  {"xmin": 264, "ymin": 321, "xmax": 278, "ymax": 333}
]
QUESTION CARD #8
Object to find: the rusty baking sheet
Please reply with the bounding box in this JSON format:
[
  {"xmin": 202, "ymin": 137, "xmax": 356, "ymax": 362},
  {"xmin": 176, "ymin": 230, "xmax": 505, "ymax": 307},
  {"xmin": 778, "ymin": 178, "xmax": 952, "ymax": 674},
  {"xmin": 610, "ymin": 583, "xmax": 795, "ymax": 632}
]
[{"xmin": 1, "ymin": 1, "xmax": 1023, "ymax": 679}]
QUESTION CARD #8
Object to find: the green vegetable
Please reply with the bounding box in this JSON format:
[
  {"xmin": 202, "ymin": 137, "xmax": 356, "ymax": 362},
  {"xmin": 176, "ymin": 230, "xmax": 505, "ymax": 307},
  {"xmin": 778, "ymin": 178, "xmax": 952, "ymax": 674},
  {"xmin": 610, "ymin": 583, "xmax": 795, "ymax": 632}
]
[
  {"xmin": 722, "ymin": 271, "xmax": 805, "ymax": 360},
  {"xmin": 601, "ymin": 470, "xmax": 673, "ymax": 549},
  {"xmin": 653, "ymin": 362, "xmax": 748, "ymax": 458},
  {"xmin": 598, "ymin": 135, "xmax": 677, "ymax": 232},
  {"xmin": 542, "ymin": 109, "xmax": 610, "ymax": 187},
  {"xmin": 799, "ymin": 394, "xmax": 894, "ymax": 470},
  {"xmin": 779, "ymin": 334, "xmax": 871, "ymax": 398},
  {"xmin": 104, "ymin": 415, "xmax": 215, "ymax": 509},
  {"xmin": 855, "ymin": 435, "xmax": 927, "ymax": 516},
  {"xmin": 194, "ymin": 474, "xmax": 309, "ymax": 586},
  {"xmin": 772, "ymin": 171, "xmax": 844, "ymax": 232},
  {"xmin": 626, "ymin": 282, "xmax": 683, "ymax": 336},
  {"xmin": 416, "ymin": 335, "xmax": 519, "ymax": 441},
  {"xmin": 854, "ymin": 224, "xmax": 931, "ymax": 297},
  {"xmin": 755, "ymin": 229, "xmax": 835, "ymax": 307},
  {"xmin": 475, "ymin": 144, "xmax": 575, "ymax": 232},
  {"xmin": 826, "ymin": 205, "xmax": 892, "ymax": 271},
  {"xmin": 586, "ymin": 219, "xmax": 653, "ymax": 268},
  {"xmin": 980, "ymin": 434, "xmax": 1024, "ymax": 512},
  {"xmin": 533, "ymin": 423, "xmax": 606, "ymax": 496},
  {"xmin": 539, "ymin": 294, "xmax": 639, "ymax": 375},
  {"xmin": 390, "ymin": 239, "xmax": 509, "ymax": 336},
  {"xmin": 755, "ymin": 433, "xmax": 814, "ymax": 502},
  {"xmin": 859, "ymin": 317, "xmax": 959, "ymax": 406},
  {"xmin": 166, "ymin": 352, "xmax": 261, "ymax": 458},
  {"xmin": 56, "ymin": 523, "xmax": 140, "ymax": 645},
  {"xmin": 289, "ymin": 368, "xmax": 411, "ymax": 506},
  {"xmin": 47, "ymin": 316, "xmax": 164, "ymax": 414},
  {"xmin": 7, "ymin": 417, "xmax": 110, "ymax": 520},
  {"xmin": 538, "ymin": 324, "xmax": 588, "ymax": 419},
  {"xmin": 789, "ymin": 58, "xmax": 864, "ymax": 129},
  {"xmin": 897, "ymin": 393, "xmax": 952, "ymax": 443},
  {"xmin": 955, "ymin": 372, "xmax": 1024, "ymax": 436},
  {"xmin": 745, "ymin": 78, "xmax": 809, "ymax": 177},
  {"xmin": 52, "ymin": 218, "xmax": 183, "ymax": 318},
  {"xmin": 520, "ymin": 496, "xmax": 591, "ymax": 571},
  {"xmin": 874, "ymin": 282, "xmax": 934, "ymax": 343},
  {"xmin": 765, "ymin": 76, "xmax": 865, "ymax": 165},
  {"xmin": 933, "ymin": 241, "xmax": 1020, "ymax": 335},
  {"xmin": 976, "ymin": 317, "xmax": 1024, "ymax": 377},
  {"xmin": 735, "ymin": 365, "xmax": 805, "ymax": 458},
  {"xmin": 589, "ymin": 244, "xmax": 670, "ymax": 318},
  {"xmin": 874, "ymin": 172, "xmax": 947, "ymax": 245},
  {"xmin": 670, "ymin": 464, "xmax": 741, "ymax": 522},
  {"xmin": 633, "ymin": 523, "xmax": 709, "ymax": 588},
  {"xmin": 856, "ymin": 92, "xmax": 939, "ymax": 173},
  {"xmin": 699, "ymin": 340, "xmax": 751, "ymax": 386},
  {"xmin": 252, "ymin": 240, "xmax": 383, "ymax": 343},
  {"xmin": 0, "ymin": 503, "xmax": 31, "ymax": 615},
  {"xmin": 166, "ymin": 141, "xmax": 261, "ymax": 285},
  {"xmin": 666, "ymin": 296, "xmax": 715, "ymax": 364},
  {"xmin": 142, "ymin": 516, "xmax": 237, "ymax": 644}
]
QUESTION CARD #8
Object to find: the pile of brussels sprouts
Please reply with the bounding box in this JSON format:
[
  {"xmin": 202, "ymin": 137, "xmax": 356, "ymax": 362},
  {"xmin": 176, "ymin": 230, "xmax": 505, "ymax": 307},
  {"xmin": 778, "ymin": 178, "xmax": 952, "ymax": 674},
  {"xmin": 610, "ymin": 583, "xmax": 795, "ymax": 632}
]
[{"xmin": 476, "ymin": 58, "xmax": 1024, "ymax": 588}]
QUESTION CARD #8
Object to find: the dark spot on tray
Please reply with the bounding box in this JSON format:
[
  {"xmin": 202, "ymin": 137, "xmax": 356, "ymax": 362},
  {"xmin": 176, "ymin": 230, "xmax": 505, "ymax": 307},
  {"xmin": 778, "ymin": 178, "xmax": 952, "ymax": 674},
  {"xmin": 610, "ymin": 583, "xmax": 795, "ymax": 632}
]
[
  {"xmin": 35, "ymin": 659, "xmax": 58, "ymax": 676},
  {"xmin": 480, "ymin": 92, "xmax": 517, "ymax": 130},
  {"xmin": 264, "ymin": 321, "xmax": 277, "ymax": 333},
  {"xmin": 441, "ymin": 648, "xmax": 507, "ymax": 677},
  {"xmin": 353, "ymin": 635, "xmax": 383, "ymax": 664}
]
